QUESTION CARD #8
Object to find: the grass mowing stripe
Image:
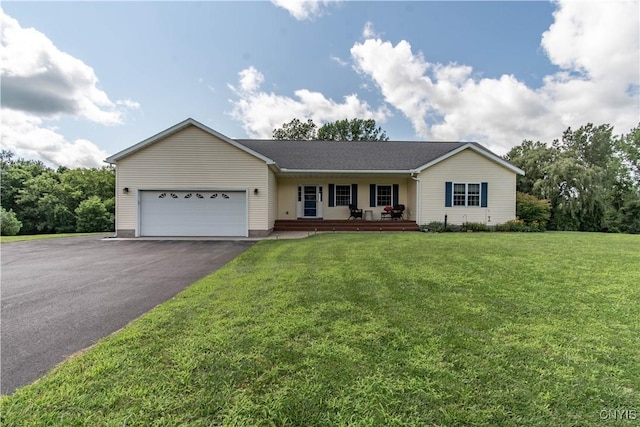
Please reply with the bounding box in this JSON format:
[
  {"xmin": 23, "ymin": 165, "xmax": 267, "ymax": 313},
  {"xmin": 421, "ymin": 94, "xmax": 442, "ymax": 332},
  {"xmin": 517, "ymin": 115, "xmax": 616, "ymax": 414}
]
[{"xmin": 1, "ymin": 232, "xmax": 638, "ymax": 426}]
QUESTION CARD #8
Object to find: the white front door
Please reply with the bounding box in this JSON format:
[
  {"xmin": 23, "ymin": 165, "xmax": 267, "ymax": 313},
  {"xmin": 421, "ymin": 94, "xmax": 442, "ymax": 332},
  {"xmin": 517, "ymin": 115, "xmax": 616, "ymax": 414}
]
[{"xmin": 297, "ymin": 185, "xmax": 323, "ymax": 218}]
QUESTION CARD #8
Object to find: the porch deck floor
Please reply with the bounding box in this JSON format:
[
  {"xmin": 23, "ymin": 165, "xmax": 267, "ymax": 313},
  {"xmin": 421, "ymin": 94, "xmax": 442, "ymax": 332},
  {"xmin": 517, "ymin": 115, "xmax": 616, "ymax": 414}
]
[{"xmin": 274, "ymin": 220, "xmax": 420, "ymax": 232}]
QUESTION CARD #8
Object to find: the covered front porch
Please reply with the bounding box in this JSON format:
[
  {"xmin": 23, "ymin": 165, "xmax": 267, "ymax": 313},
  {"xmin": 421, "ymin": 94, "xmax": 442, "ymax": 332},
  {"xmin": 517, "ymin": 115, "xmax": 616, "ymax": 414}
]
[{"xmin": 275, "ymin": 175, "xmax": 418, "ymax": 222}]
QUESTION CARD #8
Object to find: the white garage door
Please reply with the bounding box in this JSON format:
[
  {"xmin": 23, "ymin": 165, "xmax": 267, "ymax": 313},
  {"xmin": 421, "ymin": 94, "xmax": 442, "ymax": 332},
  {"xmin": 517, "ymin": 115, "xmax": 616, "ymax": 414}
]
[{"xmin": 140, "ymin": 190, "xmax": 247, "ymax": 237}]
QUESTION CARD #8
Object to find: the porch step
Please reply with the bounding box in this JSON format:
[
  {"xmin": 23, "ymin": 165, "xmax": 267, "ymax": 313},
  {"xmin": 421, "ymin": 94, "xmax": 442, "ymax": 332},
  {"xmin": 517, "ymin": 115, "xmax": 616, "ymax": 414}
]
[{"xmin": 274, "ymin": 220, "xmax": 420, "ymax": 232}]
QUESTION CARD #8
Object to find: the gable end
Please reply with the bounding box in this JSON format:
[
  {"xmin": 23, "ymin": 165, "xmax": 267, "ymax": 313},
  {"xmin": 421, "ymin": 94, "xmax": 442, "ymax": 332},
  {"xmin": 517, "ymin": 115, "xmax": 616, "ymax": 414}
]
[
  {"xmin": 413, "ymin": 143, "xmax": 524, "ymax": 175},
  {"xmin": 105, "ymin": 118, "xmax": 275, "ymax": 165}
]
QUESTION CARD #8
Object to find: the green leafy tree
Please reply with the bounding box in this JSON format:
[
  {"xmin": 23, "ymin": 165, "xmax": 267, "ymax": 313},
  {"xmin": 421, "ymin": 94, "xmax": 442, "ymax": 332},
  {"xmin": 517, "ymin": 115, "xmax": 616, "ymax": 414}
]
[
  {"xmin": 617, "ymin": 124, "xmax": 640, "ymax": 188},
  {"xmin": 507, "ymin": 123, "xmax": 638, "ymax": 233},
  {"xmin": 537, "ymin": 156, "xmax": 610, "ymax": 231},
  {"xmin": 59, "ymin": 167, "xmax": 116, "ymax": 216},
  {"xmin": 2, "ymin": 151, "xmax": 116, "ymax": 235},
  {"xmin": 618, "ymin": 196, "xmax": 640, "ymax": 234},
  {"xmin": 15, "ymin": 171, "xmax": 66, "ymax": 234},
  {"xmin": 1, "ymin": 207, "xmax": 22, "ymax": 236},
  {"xmin": 317, "ymin": 118, "xmax": 389, "ymax": 141},
  {"xmin": 273, "ymin": 118, "xmax": 318, "ymax": 140},
  {"xmin": 1, "ymin": 154, "xmax": 48, "ymax": 213},
  {"xmin": 505, "ymin": 140, "xmax": 556, "ymax": 196},
  {"xmin": 516, "ymin": 192, "xmax": 551, "ymax": 226},
  {"xmin": 60, "ymin": 167, "xmax": 115, "ymax": 202},
  {"xmin": 75, "ymin": 196, "xmax": 113, "ymax": 232},
  {"xmin": 555, "ymin": 124, "xmax": 614, "ymax": 169},
  {"xmin": 273, "ymin": 118, "xmax": 389, "ymax": 141}
]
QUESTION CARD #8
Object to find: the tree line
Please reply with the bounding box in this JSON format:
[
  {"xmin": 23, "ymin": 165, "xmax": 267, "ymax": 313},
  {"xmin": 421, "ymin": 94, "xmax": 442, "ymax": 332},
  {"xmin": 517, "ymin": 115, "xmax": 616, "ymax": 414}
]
[
  {"xmin": 1, "ymin": 151, "xmax": 115, "ymax": 236},
  {"xmin": 2, "ymin": 119, "xmax": 637, "ymax": 236},
  {"xmin": 506, "ymin": 123, "xmax": 640, "ymax": 233},
  {"xmin": 273, "ymin": 118, "xmax": 389, "ymax": 141}
]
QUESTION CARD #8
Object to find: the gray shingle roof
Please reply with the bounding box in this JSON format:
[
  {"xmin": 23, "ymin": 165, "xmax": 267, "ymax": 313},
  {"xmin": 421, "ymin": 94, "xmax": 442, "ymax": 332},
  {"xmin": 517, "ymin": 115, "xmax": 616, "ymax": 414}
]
[
  {"xmin": 236, "ymin": 139, "xmax": 469, "ymax": 171},
  {"xmin": 105, "ymin": 118, "xmax": 522, "ymax": 174}
]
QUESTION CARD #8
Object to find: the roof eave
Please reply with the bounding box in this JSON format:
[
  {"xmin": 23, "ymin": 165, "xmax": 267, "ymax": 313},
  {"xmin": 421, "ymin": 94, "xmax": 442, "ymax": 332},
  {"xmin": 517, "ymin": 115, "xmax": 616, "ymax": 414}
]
[{"xmin": 278, "ymin": 169, "xmax": 412, "ymax": 174}]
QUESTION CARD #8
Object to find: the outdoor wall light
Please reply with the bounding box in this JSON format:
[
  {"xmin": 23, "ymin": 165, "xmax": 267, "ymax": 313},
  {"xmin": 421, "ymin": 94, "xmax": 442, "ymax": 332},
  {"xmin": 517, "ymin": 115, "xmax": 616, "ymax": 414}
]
[
  {"xmin": 254, "ymin": 188, "xmax": 259, "ymax": 195},
  {"xmin": 123, "ymin": 187, "xmax": 129, "ymax": 194}
]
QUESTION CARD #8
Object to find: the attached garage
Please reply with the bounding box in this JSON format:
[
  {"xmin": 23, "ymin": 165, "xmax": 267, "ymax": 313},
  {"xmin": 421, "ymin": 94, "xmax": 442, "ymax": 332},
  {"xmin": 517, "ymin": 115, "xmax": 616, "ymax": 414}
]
[{"xmin": 139, "ymin": 190, "xmax": 248, "ymax": 237}]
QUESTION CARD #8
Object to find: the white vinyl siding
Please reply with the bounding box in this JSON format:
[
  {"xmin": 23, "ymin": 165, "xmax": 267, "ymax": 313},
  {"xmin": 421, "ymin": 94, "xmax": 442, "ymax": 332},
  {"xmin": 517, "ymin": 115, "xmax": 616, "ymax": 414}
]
[
  {"xmin": 115, "ymin": 125, "xmax": 269, "ymax": 235},
  {"xmin": 418, "ymin": 148, "xmax": 516, "ymax": 225},
  {"xmin": 267, "ymin": 168, "xmax": 278, "ymax": 232}
]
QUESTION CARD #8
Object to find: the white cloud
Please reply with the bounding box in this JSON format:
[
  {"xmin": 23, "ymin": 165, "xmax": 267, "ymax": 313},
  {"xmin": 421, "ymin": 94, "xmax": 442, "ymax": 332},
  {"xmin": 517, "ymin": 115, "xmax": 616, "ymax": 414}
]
[
  {"xmin": 542, "ymin": 0, "xmax": 639, "ymax": 83},
  {"xmin": 331, "ymin": 55, "xmax": 349, "ymax": 67},
  {"xmin": 238, "ymin": 66, "xmax": 265, "ymax": 93},
  {"xmin": 1, "ymin": 110, "xmax": 109, "ymax": 168},
  {"xmin": 349, "ymin": 1, "xmax": 639, "ymax": 154},
  {"xmin": 0, "ymin": 8, "xmax": 138, "ymax": 167},
  {"xmin": 271, "ymin": 0, "xmax": 337, "ymax": 20},
  {"xmin": 228, "ymin": 67, "xmax": 390, "ymax": 138},
  {"xmin": 362, "ymin": 21, "xmax": 379, "ymax": 39},
  {"xmin": 116, "ymin": 99, "xmax": 141, "ymax": 109}
]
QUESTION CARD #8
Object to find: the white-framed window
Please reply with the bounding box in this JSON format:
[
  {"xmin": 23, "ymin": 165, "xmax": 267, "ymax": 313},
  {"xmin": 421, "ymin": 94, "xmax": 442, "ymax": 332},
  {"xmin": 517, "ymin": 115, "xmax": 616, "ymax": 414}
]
[
  {"xmin": 335, "ymin": 185, "xmax": 351, "ymax": 206},
  {"xmin": 453, "ymin": 183, "xmax": 466, "ymax": 206},
  {"xmin": 376, "ymin": 185, "xmax": 392, "ymax": 206},
  {"xmin": 467, "ymin": 183, "xmax": 480, "ymax": 206},
  {"xmin": 453, "ymin": 182, "xmax": 481, "ymax": 207}
]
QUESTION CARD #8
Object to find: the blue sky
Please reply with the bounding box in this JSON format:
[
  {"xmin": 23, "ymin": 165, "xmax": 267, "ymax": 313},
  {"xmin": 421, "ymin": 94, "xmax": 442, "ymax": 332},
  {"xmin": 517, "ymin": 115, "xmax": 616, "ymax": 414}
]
[{"xmin": 1, "ymin": 1, "xmax": 638, "ymax": 167}]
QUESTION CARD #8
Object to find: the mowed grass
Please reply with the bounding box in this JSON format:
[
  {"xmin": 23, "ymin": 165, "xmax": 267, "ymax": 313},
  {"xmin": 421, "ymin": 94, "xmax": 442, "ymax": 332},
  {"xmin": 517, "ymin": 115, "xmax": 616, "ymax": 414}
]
[
  {"xmin": 2, "ymin": 232, "xmax": 638, "ymax": 426},
  {"xmin": 0, "ymin": 232, "xmax": 109, "ymax": 243}
]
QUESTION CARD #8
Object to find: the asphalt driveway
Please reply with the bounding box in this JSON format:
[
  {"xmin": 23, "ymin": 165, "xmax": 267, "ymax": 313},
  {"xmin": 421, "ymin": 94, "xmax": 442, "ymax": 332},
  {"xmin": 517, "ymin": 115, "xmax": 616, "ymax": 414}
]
[{"xmin": 1, "ymin": 236, "xmax": 254, "ymax": 395}]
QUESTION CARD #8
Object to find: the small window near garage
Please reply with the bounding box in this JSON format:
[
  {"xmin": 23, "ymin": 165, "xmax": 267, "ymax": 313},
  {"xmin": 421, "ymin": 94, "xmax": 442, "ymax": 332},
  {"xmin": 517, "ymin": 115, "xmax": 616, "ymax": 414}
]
[{"xmin": 335, "ymin": 185, "xmax": 351, "ymax": 206}]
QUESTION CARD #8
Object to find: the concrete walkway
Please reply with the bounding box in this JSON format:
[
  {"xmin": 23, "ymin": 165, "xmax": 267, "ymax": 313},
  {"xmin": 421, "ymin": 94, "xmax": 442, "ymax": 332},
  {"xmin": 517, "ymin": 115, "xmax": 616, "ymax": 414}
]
[{"xmin": 105, "ymin": 231, "xmax": 316, "ymax": 241}]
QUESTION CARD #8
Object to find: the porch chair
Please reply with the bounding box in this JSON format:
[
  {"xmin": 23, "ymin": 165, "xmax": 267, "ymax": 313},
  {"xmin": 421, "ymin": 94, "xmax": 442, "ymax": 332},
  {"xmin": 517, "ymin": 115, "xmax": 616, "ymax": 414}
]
[
  {"xmin": 380, "ymin": 205, "xmax": 405, "ymax": 219},
  {"xmin": 380, "ymin": 205, "xmax": 393, "ymax": 220},
  {"xmin": 390, "ymin": 204, "xmax": 405, "ymax": 220},
  {"xmin": 348, "ymin": 204, "xmax": 363, "ymax": 220}
]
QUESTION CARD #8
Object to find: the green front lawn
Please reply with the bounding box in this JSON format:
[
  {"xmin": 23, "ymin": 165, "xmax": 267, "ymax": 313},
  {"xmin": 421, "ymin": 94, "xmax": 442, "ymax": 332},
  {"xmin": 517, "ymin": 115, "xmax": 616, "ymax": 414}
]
[{"xmin": 2, "ymin": 232, "xmax": 638, "ymax": 426}]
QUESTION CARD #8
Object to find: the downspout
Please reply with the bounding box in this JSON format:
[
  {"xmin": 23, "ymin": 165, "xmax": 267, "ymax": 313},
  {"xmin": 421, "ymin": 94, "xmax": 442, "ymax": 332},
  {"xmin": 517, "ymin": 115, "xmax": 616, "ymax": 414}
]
[{"xmin": 411, "ymin": 173, "xmax": 421, "ymax": 226}]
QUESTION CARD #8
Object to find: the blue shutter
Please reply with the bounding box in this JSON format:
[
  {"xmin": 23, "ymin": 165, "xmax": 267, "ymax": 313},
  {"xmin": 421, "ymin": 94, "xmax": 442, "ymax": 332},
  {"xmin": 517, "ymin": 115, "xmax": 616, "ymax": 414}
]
[
  {"xmin": 370, "ymin": 184, "xmax": 376, "ymax": 207},
  {"xmin": 481, "ymin": 182, "xmax": 488, "ymax": 207},
  {"xmin": 351, "ymin": 184, "xmax": 358, "ymax": 207},
  {"xmin": 392, "ymin": 184, "xmax": 399, "ymax": 206},
  {"xmin": 328, "ymin": 184, "xmax": 335, "ymax": 207},
  {"xmin": 445, "ymin": 182, "xmax": 452, "ymax": 207}
]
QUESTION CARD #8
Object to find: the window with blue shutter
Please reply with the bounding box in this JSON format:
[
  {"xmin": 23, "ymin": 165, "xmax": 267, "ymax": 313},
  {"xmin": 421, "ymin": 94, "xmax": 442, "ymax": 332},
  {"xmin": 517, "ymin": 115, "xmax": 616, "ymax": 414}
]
[
  {"xmin": 333, "ymin": 185, "xmax": 351, "ymax": 206},
  {"xmin": 351, "ymin": 184, "xmax": 358, "ymax": 207},
  {"xmin": 392, "ymin": 184, "xmax": 399, "ymax": 206},
  {"xmin": 370, "ymin": 184, "xmax": 376, "ymax": 207},
  {"xmin": 446, "ymin": 182, "xmax": 488, "ymax": 207},
  {"xmin": 481, "ymin": 182, "xmax": 488, "ymax": 207},
  {"xmin": 328, "ymin": 184, "xmax": 335, "ymax": 207}
]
